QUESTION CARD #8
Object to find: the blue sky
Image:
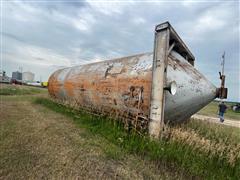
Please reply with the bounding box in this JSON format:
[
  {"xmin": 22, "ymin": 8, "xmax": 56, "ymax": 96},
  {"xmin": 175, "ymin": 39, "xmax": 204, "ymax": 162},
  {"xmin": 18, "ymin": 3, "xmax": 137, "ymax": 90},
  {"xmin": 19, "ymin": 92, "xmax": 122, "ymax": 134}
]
[{"xmin": 1, "ymin": 0, "xmax": 239, "ymax": 101}]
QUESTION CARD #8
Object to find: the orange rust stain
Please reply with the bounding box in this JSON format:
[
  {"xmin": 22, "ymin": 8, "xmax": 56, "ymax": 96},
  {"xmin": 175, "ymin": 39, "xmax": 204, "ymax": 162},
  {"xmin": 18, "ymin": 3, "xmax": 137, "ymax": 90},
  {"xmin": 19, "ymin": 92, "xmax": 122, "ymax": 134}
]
[
  {"xmin": 64, "ymin": 80, "xmax": 75, "ymax": 97},
  {"xmin": 49, "ymin": 66, "xmax": 152, "ymax": 119},
  {"xmin": 48, "ymin": 74, "xmax": 61, "ymax": 98},
  {"xmin": 48, "ymin": 53, "xmax": 154, "ymax": 121}
]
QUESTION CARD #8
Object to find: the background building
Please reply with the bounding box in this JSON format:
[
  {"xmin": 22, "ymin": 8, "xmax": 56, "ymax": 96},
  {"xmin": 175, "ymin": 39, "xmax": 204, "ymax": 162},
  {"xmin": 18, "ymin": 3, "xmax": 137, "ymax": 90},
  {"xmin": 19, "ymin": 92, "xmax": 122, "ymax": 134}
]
[
  {"xmin": 22, "ymin": 71, "xmax": 34, "ymax": 82},
  {"xmin": 0, "ymin": 70, "xmax": 11, "ymax": 83},
  {"xmin": 12, "ymin": 71, "xmax": 22, "ymax": 80}
]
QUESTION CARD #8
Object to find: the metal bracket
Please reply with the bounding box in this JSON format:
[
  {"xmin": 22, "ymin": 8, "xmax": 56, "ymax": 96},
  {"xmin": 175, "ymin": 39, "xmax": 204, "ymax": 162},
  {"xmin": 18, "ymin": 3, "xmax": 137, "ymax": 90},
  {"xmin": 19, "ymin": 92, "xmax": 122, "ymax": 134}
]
[
  {"xmin": 148, "ymin": 21, "xmax": 195, "ymax": 138},
  {"xmin": 149, "ymin": 22, "xmax": 170, "ymax": 138},
  {"xmin": 168, "ymin": 42, "xmax": 176, "ymax": 55}
]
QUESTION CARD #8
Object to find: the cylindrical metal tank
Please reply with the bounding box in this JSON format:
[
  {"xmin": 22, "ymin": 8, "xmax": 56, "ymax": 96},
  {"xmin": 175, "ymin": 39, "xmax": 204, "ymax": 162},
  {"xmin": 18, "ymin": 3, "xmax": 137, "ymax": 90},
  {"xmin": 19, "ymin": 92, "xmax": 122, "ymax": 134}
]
[
  {"xmin": 22, "ymin": 71, "xmax": 35, "ymax": 82},
  {"xmin": 48, "ymin": 50, "xmax": 217, "ymax": 125}
]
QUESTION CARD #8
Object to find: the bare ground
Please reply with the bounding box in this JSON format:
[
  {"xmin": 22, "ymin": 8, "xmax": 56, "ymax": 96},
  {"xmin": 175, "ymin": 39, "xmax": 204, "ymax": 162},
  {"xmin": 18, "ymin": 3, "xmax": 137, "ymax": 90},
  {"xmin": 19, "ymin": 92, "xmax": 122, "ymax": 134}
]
[
  {"xmin": 0, "ymin": 95, "xmax": 188, "ymax": 180},
  {"xmin": 192, "ymin": 114, "xmax": 240, "ymax": 128}
]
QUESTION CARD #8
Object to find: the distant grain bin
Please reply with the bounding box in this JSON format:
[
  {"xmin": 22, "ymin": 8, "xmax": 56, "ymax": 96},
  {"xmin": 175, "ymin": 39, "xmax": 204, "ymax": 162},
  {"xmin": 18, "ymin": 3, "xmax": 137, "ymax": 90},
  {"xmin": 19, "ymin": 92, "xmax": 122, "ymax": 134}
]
[
  {"xmin": 22, "ymin": 71, "xmax": 35, "ymax": 82},
  {"xmin": 12, "ymin": 71, "xmax": 22, "ymax": 80},
  {"xmin": 48, "ymin": 22, "xmax": 227, "ymax": 138}
]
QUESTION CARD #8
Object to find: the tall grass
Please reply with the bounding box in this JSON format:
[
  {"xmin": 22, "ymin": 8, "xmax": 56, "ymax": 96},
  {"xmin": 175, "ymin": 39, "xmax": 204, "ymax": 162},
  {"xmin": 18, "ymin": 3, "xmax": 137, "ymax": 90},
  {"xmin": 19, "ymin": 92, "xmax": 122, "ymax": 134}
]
[{"xmin": 35, "ymin": 97, "xmax": 240, "ymax": 179}]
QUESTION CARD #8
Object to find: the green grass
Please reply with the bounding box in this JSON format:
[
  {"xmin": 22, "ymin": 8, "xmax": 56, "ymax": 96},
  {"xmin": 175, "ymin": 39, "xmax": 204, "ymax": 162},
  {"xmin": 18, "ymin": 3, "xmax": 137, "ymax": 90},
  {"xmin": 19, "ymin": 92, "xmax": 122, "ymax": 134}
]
[
  {"xmin": 198, "ymin": 101, "xmax": 240, "ymax": 120},
  {"xmin": 0, "ymin": 86, "xmax": 45, "ymax": 95},
  {"xmin": 35, "ymin": 97, "xmax": 240, "ymax": 179}
]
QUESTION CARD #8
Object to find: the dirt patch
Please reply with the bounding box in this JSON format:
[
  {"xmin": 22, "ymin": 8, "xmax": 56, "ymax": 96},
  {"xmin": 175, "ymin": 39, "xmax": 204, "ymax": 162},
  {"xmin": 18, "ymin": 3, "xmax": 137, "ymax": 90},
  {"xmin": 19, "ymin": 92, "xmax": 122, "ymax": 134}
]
[{"xmin": 192, "ymin": 114, "xmax": 240, "ymax": 128}]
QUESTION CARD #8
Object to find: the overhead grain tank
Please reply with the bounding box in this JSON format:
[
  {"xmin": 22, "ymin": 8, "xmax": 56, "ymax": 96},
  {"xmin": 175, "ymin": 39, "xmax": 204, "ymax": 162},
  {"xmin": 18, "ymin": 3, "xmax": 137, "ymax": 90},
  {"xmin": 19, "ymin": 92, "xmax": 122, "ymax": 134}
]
[{"xmin": 48, "ymin": 22, "xmax": 227, "ymax": 138}]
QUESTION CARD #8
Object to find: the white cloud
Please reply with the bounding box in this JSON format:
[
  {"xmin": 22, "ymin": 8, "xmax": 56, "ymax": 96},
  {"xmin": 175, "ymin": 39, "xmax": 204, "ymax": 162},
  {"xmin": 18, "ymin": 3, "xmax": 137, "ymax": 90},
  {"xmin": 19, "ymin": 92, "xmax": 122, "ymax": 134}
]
[
  {"xmin": 179, "ymin": 2, "xmax": 237, "ymax": 42},
  {"xmin": 4, "ymin": 1, "xmax": 96, "ymax": 33},
  {"xmin": 49, "ymin": 7, "xmax": 96, "ymax": 33},
  {"xmin": 86, "ymin": 0, "xmax": 132, "ymax": 16},
  {"xmin": 132, "ymin": 17, "xmax": 146, "ymax": 25},
  {"xmin": 181, "ymin": 0, "xmax": 196, "ymax": 7},
  {"xmin": 72, "ymin": 12, "xmax": 95, "ymax": 32},
  {"xmin": 4, "ymin": 44, "xmax": 71, "ymax": 67},
  {"xmin": 194, "ymin": 9, "xmax": 227, "ymax": 33},
  {"xmin": 4, "ymin": 1, "xmax": 44, "ymax": 23}
]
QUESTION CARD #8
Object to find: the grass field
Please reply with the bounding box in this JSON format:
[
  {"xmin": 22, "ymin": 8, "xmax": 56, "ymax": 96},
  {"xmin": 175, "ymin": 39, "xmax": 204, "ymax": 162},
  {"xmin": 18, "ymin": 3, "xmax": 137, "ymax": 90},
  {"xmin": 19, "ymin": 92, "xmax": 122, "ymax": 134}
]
[
  {"xmin": 198, "ymin": 101, "xmax": 240, "ymax": 120},
  {"xmin": 0, "ymin": 84, "xmax": 239, "ymax": 179},
  {"xmin": 0, "ymin": 84, "xmax": 47, "ymax": 95}
]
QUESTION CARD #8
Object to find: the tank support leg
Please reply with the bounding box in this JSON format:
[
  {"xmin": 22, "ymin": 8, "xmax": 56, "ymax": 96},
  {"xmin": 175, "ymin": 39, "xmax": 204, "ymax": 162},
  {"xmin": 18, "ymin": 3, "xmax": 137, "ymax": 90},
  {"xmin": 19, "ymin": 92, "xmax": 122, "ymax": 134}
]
[{"xmin": 149, "ymin": 22, "xmax": 170, "ymax": 138}]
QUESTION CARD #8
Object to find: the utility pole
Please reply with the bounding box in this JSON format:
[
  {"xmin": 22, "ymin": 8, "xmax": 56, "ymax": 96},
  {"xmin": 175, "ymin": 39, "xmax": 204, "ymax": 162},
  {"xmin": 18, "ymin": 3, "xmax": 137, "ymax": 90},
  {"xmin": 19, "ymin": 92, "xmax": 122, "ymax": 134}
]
[
  {"xmin": 218, "ymin": 51, "xmax": 227, "ymax": 99},
  {"xmin": 19, "ymin": 66, "xmax": 23, "ymax": 83},
  {"xmin": 221, "ymin": 51, "xmax": 225, "ymax": 76}
]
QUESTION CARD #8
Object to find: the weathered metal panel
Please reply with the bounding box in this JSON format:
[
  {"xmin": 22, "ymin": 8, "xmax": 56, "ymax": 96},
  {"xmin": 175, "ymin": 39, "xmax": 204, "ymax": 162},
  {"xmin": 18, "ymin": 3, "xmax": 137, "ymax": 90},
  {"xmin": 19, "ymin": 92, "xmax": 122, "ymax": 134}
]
[
  {"xmin": 149, "ymin": 27, "xmax": 169, "ymax": 137},
  {"xmin": 48, "ymin": 50, "xmax": 217, "ymax": 129}
]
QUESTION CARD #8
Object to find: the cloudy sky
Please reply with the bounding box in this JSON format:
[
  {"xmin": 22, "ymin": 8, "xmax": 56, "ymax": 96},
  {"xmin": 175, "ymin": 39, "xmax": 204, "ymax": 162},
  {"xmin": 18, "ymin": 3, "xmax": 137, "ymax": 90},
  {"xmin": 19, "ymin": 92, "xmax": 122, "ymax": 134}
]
[{"xmin": 1, "ymin": 0, "xmax": 239, "ymax": 101}]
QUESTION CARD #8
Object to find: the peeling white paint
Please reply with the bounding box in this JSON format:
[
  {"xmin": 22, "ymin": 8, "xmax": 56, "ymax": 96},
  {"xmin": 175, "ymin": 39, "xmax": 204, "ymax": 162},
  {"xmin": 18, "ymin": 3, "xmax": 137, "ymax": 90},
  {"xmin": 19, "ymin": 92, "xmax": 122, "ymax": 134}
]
[{"xmin": 131, "ymin": 53, "xmax": 153, "ymax": 73}]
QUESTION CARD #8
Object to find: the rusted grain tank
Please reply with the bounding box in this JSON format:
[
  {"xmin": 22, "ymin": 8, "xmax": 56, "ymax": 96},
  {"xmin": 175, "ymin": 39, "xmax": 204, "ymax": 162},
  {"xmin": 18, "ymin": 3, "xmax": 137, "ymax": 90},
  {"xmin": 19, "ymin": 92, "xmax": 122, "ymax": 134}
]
[
  {"xmin": 48, "ymin": 22, "xmax": 219, "ymax": 131},
  {"xmin": 48, "ymin": 50, "xmax": 216, "ymax": 121}
]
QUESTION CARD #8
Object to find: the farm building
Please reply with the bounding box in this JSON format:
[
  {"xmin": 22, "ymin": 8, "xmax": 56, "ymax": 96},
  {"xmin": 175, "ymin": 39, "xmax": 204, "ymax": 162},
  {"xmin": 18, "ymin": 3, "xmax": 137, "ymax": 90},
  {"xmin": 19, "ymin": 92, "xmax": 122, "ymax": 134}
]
[{"xmin": 12, "ymin": 71, "xmax": 22, "ymax": 81}]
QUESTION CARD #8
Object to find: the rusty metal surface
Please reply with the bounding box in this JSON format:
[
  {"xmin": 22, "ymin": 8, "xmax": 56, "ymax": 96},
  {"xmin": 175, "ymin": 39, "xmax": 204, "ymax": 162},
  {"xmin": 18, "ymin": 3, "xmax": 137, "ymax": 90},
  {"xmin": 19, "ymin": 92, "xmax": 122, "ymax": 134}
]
[{"xmin": 48, "ymin": 50, "xmax": 217, "ymax": 129}]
